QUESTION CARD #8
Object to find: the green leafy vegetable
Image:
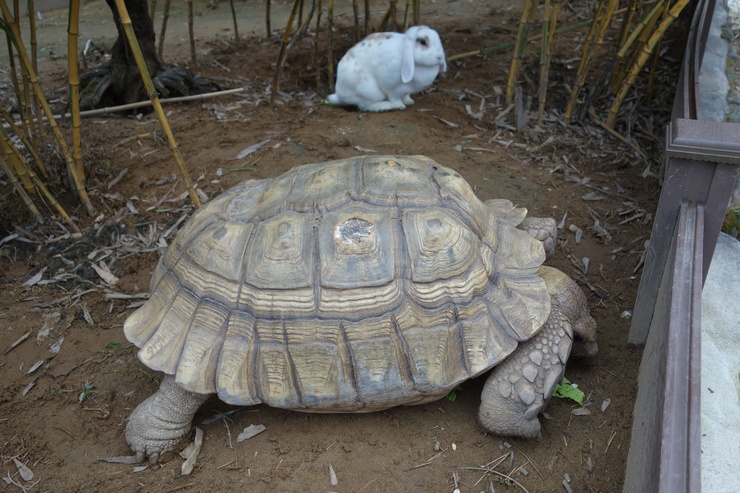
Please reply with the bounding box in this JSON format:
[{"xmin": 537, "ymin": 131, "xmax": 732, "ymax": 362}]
[{"xmin": 553, "ymin": 377, "xmax": 585, "ymax": 405}]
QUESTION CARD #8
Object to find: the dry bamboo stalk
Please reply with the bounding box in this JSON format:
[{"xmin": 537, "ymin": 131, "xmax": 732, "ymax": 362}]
[
  {"xmin": 158, "ymin": 0, "xmax": 171, "ymax": 59},
  {"xmin": 448, "ymin": 9, "xmax": 628, "ymax": 62},
  {"xmin": 506, "ymin": 0, "xmax": 538, "ymax": 104},
  {"xmin": 616, "ymin": 0, "xmax": 637, "ymax": 48},
  {"xmin": 606, "ymin": 0, "xmax": 690, "ymax": 128},
  {"xmin": 364, "ymin": 0, "xmax": 370, "ymax": 36},
  {"xmin": 112, "ymin": 0, "xmax": 201, "ymax": 208},
  {"xmin": 537, "ymin": 0, "xmax": 560, "ymax": 124},
  {"xmin": 328, "ymin": 0, "xmax": 335, "ymax": 92},
  {"xmin": 2, "ymin": 5, "xmax": 33, "ymax": 145},
  {"xmin": 413, "ymin": 0, "xmax": 420, "ymax": 26},
  {"xmin": 27, "ymin": 0, "xmax": 43, "ymax": 142},
  {"xmin": 0, "ymin": 149, "xmax": 40, "ymax": 219},
  {"xmin": 352, "ymin": 0, "xmax": 359, "ymax": 41},
  {"xmin": 188, "ymin": 0, "xmax": 196, "ymax": 66},
  {"xmin": 564, "ymin": 0, "xmax": 619, "ymax": 123},
  {"xmin": 1, "ymin": 128, "xmax": 81, "ymax": 234},
  {"xmin": 68, "ymin": 0, "xmax": 85, "ymax": 183},
  {"xmin": 315, "ymin": 0, "xmax": 323, "ymax": 92},
  {"xmin": 0, "ymin": 0, "xmax": 95, "ymax": 216},
  {"xmin": 611, "ymin": 0, "xmax": 664, "ymax": 94},
  {"xmin": 0, "ymin": 126, "xmax": 33, "ymax": 191},
  {"xmin": 0, "ymin": 103, "xmax": 48, "ymax": 177},
  {"xmin": 229, "ymin": 0, "xmax": 239, "ymax": 41},
  {"xmin": 271, "ymin": 0, "xmax": 302, "ymax": 102},
  {"xmin": 265, "ymin": 0, "xmax": 271, "ymax": 37}
]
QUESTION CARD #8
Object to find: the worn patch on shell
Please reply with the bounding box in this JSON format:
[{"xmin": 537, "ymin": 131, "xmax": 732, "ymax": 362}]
[
  {"xmin": 386, "ymin": 160, "xmax": 398, "ymax": 167},
  {"xmin": 335, "ymin": 218, "xmax": 376, "ymax": 254}
]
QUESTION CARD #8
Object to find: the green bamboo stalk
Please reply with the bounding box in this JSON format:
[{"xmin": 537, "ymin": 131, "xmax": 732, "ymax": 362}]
[
  {"xmin": 606, "ymin": 0, "xmax": 691, "ymax": 128},
  {"xmin": 112, "ymin": 0, "xmax": 201, "ymax": 208},
  {"xmin": 506, "ymin": 0, "xmax": 538, "ymax": 104},
  {"xmin": 0, "ymin": 0, "xmax": 95, "ymax": 216},
  {"xmin": 68, "ymin": 0, "xmax": 85, "ymax": 183}
]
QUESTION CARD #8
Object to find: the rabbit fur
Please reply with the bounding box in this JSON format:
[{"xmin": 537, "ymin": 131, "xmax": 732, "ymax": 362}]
[{"xmin": 327, "ymin": 26, "xmax": 446, "ymax": 112}]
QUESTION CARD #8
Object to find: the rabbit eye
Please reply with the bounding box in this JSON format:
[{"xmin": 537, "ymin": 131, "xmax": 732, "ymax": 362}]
[{"xmin": 417, "ymin": 37, "xmax": 428, "ymax": 46}]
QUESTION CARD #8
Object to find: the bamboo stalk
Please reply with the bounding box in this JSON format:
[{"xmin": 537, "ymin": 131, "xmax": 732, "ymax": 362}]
[
  {"xmin": 265, "ymin": 0, "xmax": 271, "ymax": 37},
  {"xmin": 0, "ymin": 126, "xmax": 33, "ymax": 191},
  {"xmin": 188, "ymin": 0, "xmax": 196, "ymax": 66},
  {"xmin": 413, "ymin": 0, "xmax": 420, "ymax": 26},
  {"xmin": 27, "ymin": 0, "xmax": 43, "ymax": 142},
  {"xmin": 68, "ymin": 0, "xmax": 85, "ymax": 183},
  {"xmin": 315, "ymin": 0, "xmax": 323, "ymax": 92},
  {"xmin": 1, "ymin": 127, "xmax": 81, "ymax": 234},
  {"xmin": 1, "ymin": 6, "xmax": 32, "ymax": 145},
  {"xmin": 364, "ymin": 0, "xmax": 369, "ymax": 36},
  {"xmin": 611, "ymin": 0, "xmax": 664, "ymax": 94},
  {"xmin": 229, "ymin": 0, "xmax": 239, "ymax": 41},
  {"xmin": 112, "ymin": 0, "xmax": 201, "ymax": 208},
  {"xmin": 328, "ymin": 0, "xmax": 335, "ymax": 92},
  {"xmin": 448, "ymin": 10, "xmax": 628, "ymax": 62},
  {"xmin": 564, "ymin": 0, "xmax": 619, "ymax": 123},
  {"xmin": 0, "ymin": 146, "xmax": 40, "ymax": 219},
  {"xmin": 606, "ymin": 0, "xmax": 690, "ymax": 128},
  {"xmin": 149, "ymin": 0, "xmax": 157, "ymax": 21},
  {"xmin": 352, "ymin": 0, "xmax": 359, "ymax": 41},
  {"xmin": 506, "ymin": 0, "xmax": 538, "ymax": 104},
  {"xmin": 0, "ymin": 0, "xmax": 95, "ymax": 216},
  {"xmin": 271, "ymin": 0, "xmax": 302, "ymax": 102},
  {"xmin": 157, "ymin": 0, "xmax": 171, "ymax": 59},
  {"xmin": 0, "ymin": 103, "xmax": 48, "ymax": 177},
  {"xmin": 537, "ymin": 0, "xmax": 560, "ymax": 124}
]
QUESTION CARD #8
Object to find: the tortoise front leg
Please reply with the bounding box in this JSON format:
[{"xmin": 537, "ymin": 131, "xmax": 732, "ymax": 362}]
[
  {"xmin": 478, "ymin": 303, "xmax": 574, "ymax": 438},
  {"xmin": 126, "ymin": 375, "xmax": 209, "ymax": 463}
]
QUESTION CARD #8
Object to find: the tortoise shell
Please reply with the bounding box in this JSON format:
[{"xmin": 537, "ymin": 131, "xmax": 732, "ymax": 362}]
[{"xmin": 124, "ymin": 155, "xmax": 549, "ymax": 412}]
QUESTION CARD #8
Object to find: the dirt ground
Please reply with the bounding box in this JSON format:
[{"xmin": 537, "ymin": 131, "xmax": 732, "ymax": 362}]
[{"xmin": 0, "ymin": 1, "xmax": 678, "ymax": 491}]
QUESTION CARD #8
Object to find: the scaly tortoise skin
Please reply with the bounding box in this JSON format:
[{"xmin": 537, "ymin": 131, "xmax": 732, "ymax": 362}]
[{"xmin": 123, "ymin": 155, "xmax": 597, "ymax": 462}]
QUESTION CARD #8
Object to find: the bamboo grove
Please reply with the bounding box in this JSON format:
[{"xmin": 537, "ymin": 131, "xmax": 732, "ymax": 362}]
[{"xmin": 0, "ymin": 0, "xmax": 689, "ymax": 232}]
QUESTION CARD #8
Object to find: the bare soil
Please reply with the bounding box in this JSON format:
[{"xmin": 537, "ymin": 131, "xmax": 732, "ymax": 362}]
[{"xmin": 1, "ymin": 1, "xmax": 677, "ymax": 491}]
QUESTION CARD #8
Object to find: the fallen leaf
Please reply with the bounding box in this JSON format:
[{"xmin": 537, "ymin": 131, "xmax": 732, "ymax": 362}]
[
  {"xmin": 2, "ymin": 330, "xmax": 31, "ymax": 355},
  {"xmin": 572, "ymin": 407, "xmax": 592, "ymax": 416},
  {"xmin": 23, "ymin": 267, "xmax": 47, "ymax": 287},
  {"xmin": 601, "ymin": 398, "xmax": 612, "ymax": 412},
  {"xmin": 181, "ymin": 427, "xmax": 204, "ymax": 476},
  {"xmin": 50, "ymin": 337, "xmax": 64, "ymax": 354},
  {"xmin": 91, "ymin": 262, "xmax": 119, "ymax": 286},
  {"xmin": 581, "ymin": 192, "xmax": 606, "ymax": 201},
  {"xmin": 329, "ymin": 464, "xmax": 338, "ymax": 486},
  {"xmin": 235, "ymin": 139, "xmax": 270, "ymax": 159},
  {"xmin": 237, "ymin": 424, "xmax": 267, "ymax": 442},
  {"xmin": 27, "ymin": 360, "xmax": 45, "ymax": 374},
  {"xmin": 353, "ymin": 145, "xmax": 377, "ymax": 153},
  {"xmin": 13, "ymin": 458, "xmax": 33, "ymax": 481}
]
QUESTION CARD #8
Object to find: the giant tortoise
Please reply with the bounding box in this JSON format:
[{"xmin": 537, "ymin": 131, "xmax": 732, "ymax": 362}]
[{"xmin": 123, "ymin": 155, "xmax": 597, "ymax": 462}]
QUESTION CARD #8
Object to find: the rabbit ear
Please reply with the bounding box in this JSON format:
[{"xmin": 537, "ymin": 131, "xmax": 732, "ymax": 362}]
[{"xmin": 401, "ymin": 37, "xmax": 415, "ymax": 83}]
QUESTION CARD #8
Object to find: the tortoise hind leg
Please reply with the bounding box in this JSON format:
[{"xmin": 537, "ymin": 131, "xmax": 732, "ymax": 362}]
[
  {"xmin": 126, "ymin": 375, "xmax": 209, "ymax": 463},
  {"xmin": 478, "ymin": 304, "xmax": 574, "ymax": 438}
]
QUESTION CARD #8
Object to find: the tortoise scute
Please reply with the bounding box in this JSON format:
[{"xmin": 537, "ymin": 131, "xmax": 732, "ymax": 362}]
[
  {"xmin": 359, "ymin": 156, "xmax": 440, "ymax": 207},
  {"xmin": 245, "ymin": 212, "xmax": 313, "ymax": 289},
  {"xmin": 174, "ymin": 300, "xmax": 230, "ymax": 392},
  {"xmin": 138, "ymin": 288, "xmax": 200, "ymax": 374},
  {"xmin": 183, "ymin": 222, "xmax": 252, "ymax": 282},
  {"xmin": 125, "ymin": 270, "xmax": 180, "ymax": 347}
]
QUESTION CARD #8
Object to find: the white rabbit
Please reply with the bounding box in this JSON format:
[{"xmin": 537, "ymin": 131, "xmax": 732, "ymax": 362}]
[{"xmin": 327, "ymin": 26, "xmax": 447, "ymax": 112}]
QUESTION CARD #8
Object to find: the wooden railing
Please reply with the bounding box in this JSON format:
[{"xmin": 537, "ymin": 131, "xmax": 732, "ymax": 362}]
[{"xmin": 624, "ymin": 0, "xmax": 740, "ymax": 491}]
